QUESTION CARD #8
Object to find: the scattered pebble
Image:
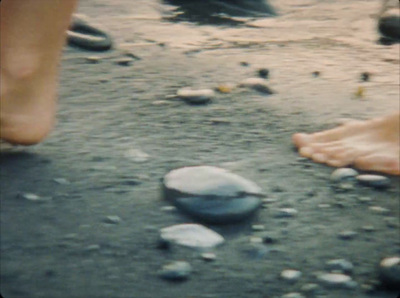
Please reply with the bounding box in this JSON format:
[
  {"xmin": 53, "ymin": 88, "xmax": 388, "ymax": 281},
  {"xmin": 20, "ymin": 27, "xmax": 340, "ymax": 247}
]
[
  {"xmin": 251, "ymin": 224, "xmax": 265, "ymax": 231},
  {"xmin": 330, "ymin": 168, "xmax": 358, "ymax": 183},
  {"xmin": 162, "ymin": 166, "xmax": 263, "ymax": 224},
  {"xmin": 85, "ymin": 56, "xmax": 101, "ymax": 64},
  {"xmin": 312, "ymin": 71, "xmax": 320, "ymax": 77},
  {"xmin": 356, "ymin": 174, "xmax": 390, "ymax": 189},
  {"xmin": 115, "ymin": 57, "xmax": 133, "ymax": 66},
  {"xmin": 160, "ymin": 206, "xmax": 176, "ymax": 212},
  {"xmin": 258, "ymin": 68, "xmax": 269, "ymax": 79},
  {"xmin": 318, "ymin": 204, "xmax": 331, "ymax": 209},
  {"xmin": 177, "ymin": 88, "xmax": 214, "ymax": 105},
  {"xmin": 300, "ymin": 283, "xmax": 319, "ymax": 293},
  {"xmin": 384, "ymin": 217, "xmax": 399, "ymax": 229},
  {"xmin": 262, "ymin": 198, "xmax": 278, "ymax": 204},
  {"xmin": 275, "ymin": 208, "xmax": 298, "ymax": 218},
  {"xmin": 53, "ymin": 178, "xmax": 70, "ymax": 185},
  {"xmin": 159, "ymin": 224, "xmax": 224, "ymax": 249},
  {"xmin": 260, "ymin": 233, "xmax": 278, "ymax": 244},
  {"xmin": 215, "ymin": 83, "xmax": 235, "ymax": 93},
  {"xmin": 244, "ymin": 242, "xmax": 269, "ymax": 259},
  {"xmin": 159, "ymin": 261, "xmax": 192, "ymax": 281},
  {"xmin": 103, "ymin": 215, "xmax": 121, "ymax": 224},
  {"xmin": 336, "ymin": 182, "xmax": 354, "ymax": 191},
  {"xmin": 369, "ymin": 206, "xmax": 390, "ymax": 215},
  {"xmin": 152, "ymin": 100, "xmax": 171, "ymax": 106},
  {"xmin": 18, "ymin": 193, "xmax": 52, "ymax": 202},
  {"xmin": 281, "ymin": 293, "xmax": 305, "ymax": 298},
  {"xmin": 338, "ymin": 230, "xmax": 358, "ymax": 240},
  {"xmin": 357, "ymin": 196, "xmax": 372, "ymax": 203},
  {"xmin": 124, "ymin": 149, "xmax": 149, "ymax": 162},
  {"xmin": 378, "ymin": 256, "xmax": 400, "ymax": 289},
  {"xmin": 354, "ymin": 86, "xmax": 365, "ymax": 98},
  {"xmin": 317, "ymin": 273, "xmax": 356, "ymax": 288},
  {"xmin": 238, "ymin": 78, "xmax": 274, "ymax": 94},
  {"xmin": 240, "ymin": 61, "xmax": 249, "ymax": 66},
  {"xmin": 250, "ymin": 237, "xmax": 263, "ymax": 244},
  {"xmin": 326, "ymin": 259, "xmax": 354, "ymax": 274},
  {"xmin": 360, "ymin": 72, "xmax": 370, "ymax": 82},
  {"xmin": 201, "ymin": 252, "xmax": 216, "ymax": 262},
  {"xmin": 85, "ymin": 244, "xmax": 101, "ymax": 252},
  {"xmin": 361, "ymin": 225, "xmax": 375, "ymax": 232},
  {"xmin": 281, "ymin": 269, "xmax": 302, "ymax": 282}
]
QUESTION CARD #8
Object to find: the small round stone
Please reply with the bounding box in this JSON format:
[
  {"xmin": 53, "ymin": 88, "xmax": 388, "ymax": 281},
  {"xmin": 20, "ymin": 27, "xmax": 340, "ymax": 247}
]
[
  {"xmin": 312, "ymin": 71, "xmax": 320, "ymax": 77},
  {"xmin": 159, "ymin": 224, "xmax": 224, "ymax": 249},
  {"xmin": 238, "ymin": 78, "xmax": 274, "ymax": 94},
  {"xmin": 177, "ymin": 88, "xmax": 214, "ymax": 105},
  {"xmin": 330, "ymin": 168, "xmax": 358, "ymax": 183},
  {"xmin": 201, "ymin": 252, "xmax": 216, "ymax": 262},
  {"xmin": 251, "ymin": 224, "xmax": 265, "ymax": 231},
  {"xmin": 275, "ymin": 208, "xmax": 298, "ymax": 218},
  {"xmin": 258, "ymin": 68, "xmax": 270, "ymax": 79},
  {"xmin": 281, "ymin": 293, "xmax": 305, "ymax": 298},
  {"xmin": 162, "ymin": 166, "xmax": 263, "ymax": 224},
  {"xmin": 115, "ymin": 57, "xmax": 133, "ymax": 66},
  {"xmin": 369, "ymin": 206, "xmax": 390, "ymax": 215},
  {"xmin": 338, "ymin": 230, "xmax": 357, "ymax": 240},
  {"xmin": 317, "ymin": 273, "xmax": 354, "ymax": 288},
  {"xmin": 86, "ymin": 56, "xmax": 101, "ymax": 64},
  {"xmin": 281, "ymin": 269, "xmax": 302, "ymax": 282},
  {"xmin": 360, "ymin": 72, "xmax": 370, "ymax": 82},
  {"xmin": 159, "ymin": 261, "xmax": 192, "ymax": 281},
  {"xmin": 103, "ymin": 215, "xmax": 121, "ymax": 224},
  {"xmin": 356, "ymin": 174, "xmax": 390, "ymax": 189},
  {"xmin": 326, "ymin": 259, "xmax": 354, "ymax": 274},
  {"xmin": 357, "ymin": 196, "xmax": 372, "ymax": 203},
  {"xmin": 378, "ymin": 256, "xmax": 400, "ymax": 289}
]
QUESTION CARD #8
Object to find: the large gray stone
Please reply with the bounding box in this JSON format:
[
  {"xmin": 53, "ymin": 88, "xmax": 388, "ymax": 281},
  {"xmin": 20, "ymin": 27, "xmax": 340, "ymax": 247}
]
[{"xmin": 162, "ymin": 166, "xmax": 264, "ymax": 224}]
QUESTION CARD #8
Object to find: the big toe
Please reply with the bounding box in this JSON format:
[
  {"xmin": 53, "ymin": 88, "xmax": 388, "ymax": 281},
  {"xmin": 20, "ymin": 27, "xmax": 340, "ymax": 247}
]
[
  {"xmin": 292, "ymin": 133, "xmax": 311, "ymax": 148},
  {"xmin": 354, "ymin": 154, "xmax": 400, "ymax": 175}
]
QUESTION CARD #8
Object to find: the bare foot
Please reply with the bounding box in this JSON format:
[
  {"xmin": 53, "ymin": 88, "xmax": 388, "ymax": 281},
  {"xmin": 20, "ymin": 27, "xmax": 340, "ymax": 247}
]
[
  {"xmin": 0, "ymin": 0, "xmax": 77, "ymax": 145},
  {"xmin": 292, "ymin": 112, "xmax": 400, "ymax": 175}
]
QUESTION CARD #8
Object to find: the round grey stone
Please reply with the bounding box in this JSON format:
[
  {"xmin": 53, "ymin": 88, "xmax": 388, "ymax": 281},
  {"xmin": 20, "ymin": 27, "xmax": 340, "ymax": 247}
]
[
  {"xmin": 177, "ymin": 88, "xmax": 214, "ymax": 105},
  {"xmin": 281, "ymin": 293, "xmax": 305, "ymax": 298},
  {"xmin": 159, "ymin": 261, "xmax": 192, "ymax": 281},
  {"xmin": 369, "ymin": 206, "xmax": 390, "ymax": 215},
  {"xmin": 326, "ymin": 259, "xmax": 354, "ymax": 274},
  {"xmin": 317, "ymin": 273, "xmax": 355, "ymax": 288},
  {"xmin": 159, "ymin": 224, "xmax": 224, "ymax": 249},
  {"xmin": 162, "ymin": 166, "xmax": 263, "ymax": 224},
  {"xmin": 281, "ymin": 269, "xmax": 302, "ymax": 282},
  {"xmin": 356, "ymin": 174, "xmax": 390, "ymax": 189},
  {"xmin": 378, "ymin": 256, "xmax": 400, "ymax": 289},
  {"xmin": 330, "ymin": 168, "xmax": 358, "ymax": 182},
  {"xmin": 103, "ymin": 215, "xmax": 121, "ymax": 224}
]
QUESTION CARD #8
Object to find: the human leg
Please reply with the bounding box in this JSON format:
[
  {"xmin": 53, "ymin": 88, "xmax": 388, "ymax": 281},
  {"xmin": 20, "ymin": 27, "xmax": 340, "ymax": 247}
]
[{"xmin": 0, "ymin": 0, "xmax": 78, "ymax": 145}]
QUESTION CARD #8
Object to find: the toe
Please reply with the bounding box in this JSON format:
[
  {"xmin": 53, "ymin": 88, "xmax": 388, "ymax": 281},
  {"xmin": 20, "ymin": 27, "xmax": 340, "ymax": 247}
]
[
  {"xmin": 292, "ymin": 133, "xmax": 311, "ymax": 147},
  {"xmin": 354, "ymin": 154, "xmax": 400, "ymax": 175},
  {"xmin": 299, "ymin": 146, "xmax": 313, "ymax": 158}
]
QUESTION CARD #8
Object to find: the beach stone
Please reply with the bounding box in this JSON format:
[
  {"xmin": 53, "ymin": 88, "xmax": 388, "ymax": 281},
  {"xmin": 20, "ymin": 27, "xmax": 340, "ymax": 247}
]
[
  {"xmin": 159, "ymin": 261, "xmax": 192, "ymax": 281},
  {"xmin": 18, "ymin": 193, "xmax": 52, "ymax": 202},
  {"xmin": 115, "ymin": 57, "xmax": 133, "ymax": 66},
  {"xmin": 338, "ymin": 230, "xmax": 357, "ymax": 240},
  {"xmin": 86, "ymin": 56, "xmax": 101, "ymax": 64},
  {"xmin": 361, "ymin": 225, "xmax": 375, "ymax": 232},
  {"xmin": 176, "ymin": 88, "xmax": 214, "ymax": 104},
  {"xmin": 275, "ymin": 208, "xmax": 298, "ymax": 218},
  {"xmin": 369, "ymin": 206, "xmax": 390, "ymax": 215},
  {"xmin": 357, "ymin": 196, "xmax": 372, "ymax": 203},
  {"xmin": 201, "ymin": 252, "xmax": 216, "ymax": 262},
  {"xmin": 162, "ymin": 166, "xmax": 263, "ymax": 224},
  {"xmin": 281, "ymin": 269, "xmax": 302, "ymax": 282},
  {"xmin": 258, "ymin": 68, "xmax": 270, "ymax": 79},
  {"xmin": 238, "ymin": 77, "xmax": 274, "ymax": 94},
  {"xmin": 281, "ymin": 293, "xmax": 305, "ymax": 298},
  {"xmin": 356, "ymin": 174, "xmax": 390, "ymax": 189},
  {"xmin": 378, "ymin": 256, "xmax": 400, "ymax": 289},
  {"xmin": 251, "ymin": 224, "xmax": 265, "ymax": 231},
  {"xmin": 159, "ymin": 224, "xmax": 224, "ymax": 249},
  {"xmin": 103, "ymin": 215, "xmax": 121, "ymax": 224},
  {"xmin": 317, "ymin": 273, "xmax": 355, "ymax": 288},
  {"xmin": 300, "ymin": 283, "xmax": 319, "ymax": 293},
  {"xmin": 326, "ymin": 259, "xmax": 354, "ymax": 274},
  {"xmin": 330, "ymin": 168, "xmax": 358, "ymax": 182},
  {"xmin": 53, "ymin": 178, "xmax": 70, "ymax": 185}
]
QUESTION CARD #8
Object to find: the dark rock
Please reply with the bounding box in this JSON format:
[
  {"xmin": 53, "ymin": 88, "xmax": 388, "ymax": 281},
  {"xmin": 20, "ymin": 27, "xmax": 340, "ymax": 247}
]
[
  {"xmin": 378, "ymin": 256, "xmax": 400, "ymax": 289},
  {"xmin": 378, "ymin": 16, "xmax": 400, "ymax": 42},
  {"xmin": 312, "ymin": 71, "xmax": 320, "ymax": 77},
  {"xmin": 258, "ymin": 68, "xmax": 269, "ymax": 79},
  {"xmin": 360, "ymin": 72, "xmax": 370, "ymax": 82},
  {"xmin": 162, "ymin": 166, "xmax": 264, "ymax": 224},
  {"xmin": 159, "ymin": 261, "xmax": 192, "ymax": 281}
]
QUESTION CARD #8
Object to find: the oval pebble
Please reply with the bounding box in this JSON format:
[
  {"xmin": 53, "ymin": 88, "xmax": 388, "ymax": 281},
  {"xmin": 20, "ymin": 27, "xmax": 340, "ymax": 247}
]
[
  {"xmin": 378, "ymin": 256, "xmax": 400, "ymax": 289},
  {"xmin": 162, "ymin": 166, "xmax": 263, "ymax": 224},
  {"xmin": 330, "ymin": 168, "xmax": 358, "ymax": 182},
  {"xmin": 159, "ymin": 224, "xmax": 224, "ymax": 249},
  {"xmin": 326, "ymin": 259, "xmax": 354, "ymax": 274},
  {"xmin": 177, "ymin": 88, "xmax": 214, "ymax": 104},
  {"xmin": 239, "ymin": 78, "xmax": 274, "ymax": 94},
  {"xmin": 317, "ymin": 273, "xmax": 354, "ymax": 288},
  {"xmin": 356, "ymin": 174, "xmax": 390, "ymax": 189},
  {"xmin": 281, "ymin": 293, "xmax": 305, "ymax": 298},
  {"xmin": 281, "ymin": 269, "xmax": 302, "ymax": 282},
  {"xmin": 159, "ymin": 261, "xmax": 192, "ymax": 281}
]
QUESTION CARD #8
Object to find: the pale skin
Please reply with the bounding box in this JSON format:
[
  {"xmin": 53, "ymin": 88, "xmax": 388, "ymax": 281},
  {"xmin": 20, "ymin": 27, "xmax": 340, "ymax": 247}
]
[{"xmin": 0, "ymin": 0, "xmax": 399, "ymax": 175}]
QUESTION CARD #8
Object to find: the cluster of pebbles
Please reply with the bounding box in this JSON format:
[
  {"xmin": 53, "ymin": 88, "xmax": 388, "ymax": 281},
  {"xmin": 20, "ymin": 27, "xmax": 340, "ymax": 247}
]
[{"xmin": 175, "ymin": 69, "xmax": 274, "ymax": 105}]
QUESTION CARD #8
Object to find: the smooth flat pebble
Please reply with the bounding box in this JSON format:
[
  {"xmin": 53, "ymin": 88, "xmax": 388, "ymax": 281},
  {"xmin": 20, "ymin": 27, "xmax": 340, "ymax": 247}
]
[
  {"xmin": 330, "ymin": 168, "xmax": 358, "ymax": 182},
  {"xmin": 162, "ymin": 166, "xmax": 263, "ymax": 224},
  {"xmin": 176, "ymin": 88, "xmax": 214, "ymax": 104},
  {"xmin": 18, "ymin": 193, "xmax": 52, "ymax": 202},
  {"xmin": 275, "ymin": 208, "xmax": 298, "ymax": 218},
  {"xmin": 281, "ymin": 269, "xmax": 302, "ymax": 282},
  {"xmin": 378, "ymin": 256, "xmax": 400, "ymax": 289},
  {"xmin": 368, "ymin": 206, "xmax": 390, "ymax": 215},
  {"xmin": 159, "ymin": 261, "xmax": 192, "ymax": 281},
  {"xmin": 356, "ymin": 174, "xmax": 390, "ymax": 189},
  {"xmin": 159, "ymin": 224, "xmax": 224, "ymax": 249},
  {"xmin": 281, "ymin": 293, "xmax": 305, "ymax": 298},
  {"xmin": 326, "ymin": 259, "xmax": 354, "ymax": 274},
  {"xmin": 338, "ymin": 230, "xmax": 358, "ymax": 240},
  {"xmin": 238, "ymin": 77, "xmax": 274, "ymax": 94},
  {"xmin": 317, "ymin": 273, "xmax": 356, "ymax": 288}
]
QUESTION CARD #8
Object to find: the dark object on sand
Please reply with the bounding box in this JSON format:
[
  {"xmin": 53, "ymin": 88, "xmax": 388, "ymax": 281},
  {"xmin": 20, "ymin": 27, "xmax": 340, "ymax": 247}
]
[
  {"xmin": 163, "ymin": 0, "xmax": 276, "ymax": 26},
  {"xmin": 67, "ymin": 14, "xmax": 113, "ymax": 51},
  {"xmin": 360, "ymin": 72, "xmax": 370, "ymax": 82},
  {"xmin": 378, "ymin": 15, "xmax": 400, "ymax": 44},
  {"xmin": 258, "ymin": 68, "xmax": 269, "ymax": 79}
]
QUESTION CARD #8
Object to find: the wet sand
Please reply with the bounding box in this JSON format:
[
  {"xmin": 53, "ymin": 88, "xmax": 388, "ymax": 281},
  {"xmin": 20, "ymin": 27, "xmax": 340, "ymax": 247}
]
[{"xmin": 1, "ymin": 1, "xmax": 399, "ymax": 297}]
